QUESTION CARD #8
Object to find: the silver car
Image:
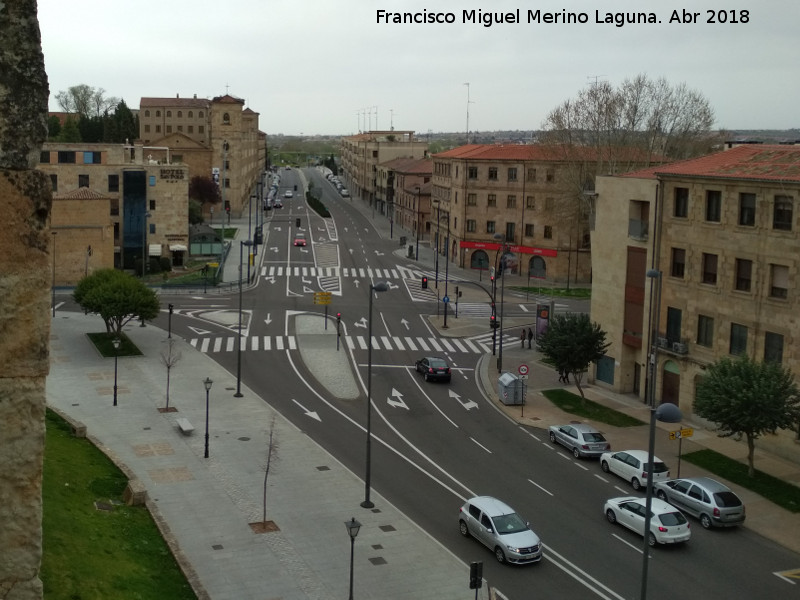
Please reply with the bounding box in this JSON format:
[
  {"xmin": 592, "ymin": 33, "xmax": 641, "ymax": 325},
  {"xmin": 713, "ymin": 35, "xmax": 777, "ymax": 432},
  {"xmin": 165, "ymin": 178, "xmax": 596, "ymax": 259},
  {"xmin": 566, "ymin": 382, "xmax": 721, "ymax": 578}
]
[
  {"xmin": 549, "ymin": 424, "xmax": 610, "ymax": 458},
  {"xmin": 654, "ymin": 477, "xmax": 746, "ymax": 528},
  {"xmin": 458, "ymin": 496, "xmax": 542, "ymax": 564}
]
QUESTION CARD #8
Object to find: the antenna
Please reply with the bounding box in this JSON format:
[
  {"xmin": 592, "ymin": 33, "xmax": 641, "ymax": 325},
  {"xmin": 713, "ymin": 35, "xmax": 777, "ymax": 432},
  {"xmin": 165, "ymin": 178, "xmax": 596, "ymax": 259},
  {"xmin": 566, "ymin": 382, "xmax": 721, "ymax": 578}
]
[
  {"xmin": 587, "ymin": 75, "xmax": 607, "ymax": 87},
  {"xmin": 390, "ymin": 109, "xmax": 396, "ymax": 130},
  {"xmin": 373, "ymin": 106, "xmax": 378, "ymax": 131},
  {"xmin": 464, "ymin": 83, "xmax": 474, "ymax": 143}
]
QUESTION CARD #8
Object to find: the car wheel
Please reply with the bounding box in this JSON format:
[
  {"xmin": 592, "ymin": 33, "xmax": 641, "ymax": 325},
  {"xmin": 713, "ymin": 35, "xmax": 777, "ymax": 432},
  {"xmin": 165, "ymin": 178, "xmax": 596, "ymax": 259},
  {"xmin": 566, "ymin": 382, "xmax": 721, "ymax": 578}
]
[
  {"xmin": 606, "ymin": 509, "xmax": 617, "ymax": 524},
  {"xmin": 459, "ymin": 520, "xmax": 470, "ymax": 538},
  {"xmin": 494, "ymin": 547, "xmax": 506, "ymax": 564},
  {"xmin": 601, "ymin": 460, "xmax": 610, "ymax": 473},
  {"xmin": 631, "ymin": 477, "xmax": 642, "ymax": 491},
  {"xmin": 549, "ymin": 431, "xmax": 557, "ymax": 444},
  {"xmin": 424, "ymin": 373, "xmax": 430, "ymax": 382},
  {"xmin": 700, "ymin": 514, "xmax": 712, "ymax": 529},
  {"xmin": 572, "ymin": 447, "xmax": 581, "ymax": 459},
  {"xmin": 648, "ymin": 532, "xmax": 657, "ymax": 547},
  {"xmin": 656, "ymin": 490, "xmax": 667, "ymax": 501}
]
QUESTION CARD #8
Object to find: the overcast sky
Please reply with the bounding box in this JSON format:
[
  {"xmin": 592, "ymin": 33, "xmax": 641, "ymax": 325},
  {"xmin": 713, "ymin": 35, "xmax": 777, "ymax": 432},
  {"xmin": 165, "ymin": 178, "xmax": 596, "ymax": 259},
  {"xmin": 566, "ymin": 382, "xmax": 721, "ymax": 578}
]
[{"xmin": 38, "ymin": 0, "xmax": 798, "ymax": 136}]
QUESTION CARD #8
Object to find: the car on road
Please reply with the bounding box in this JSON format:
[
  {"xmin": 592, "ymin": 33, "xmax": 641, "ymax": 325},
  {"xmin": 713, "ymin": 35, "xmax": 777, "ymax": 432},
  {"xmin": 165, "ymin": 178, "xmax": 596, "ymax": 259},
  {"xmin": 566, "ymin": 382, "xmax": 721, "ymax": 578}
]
[
  {"xmin": 273, "ymin": 199, "xmax": 283, "ymax": 208},
  {"xmin": 604, "ymin": 496, "xmax": 691, "ymax": 546},
  {"xmin": 284, "ymin": 190, "xmax": 293, "ymax": 198},
  {"xmin": 293, "ymin": 233, "xmax": 306, "ymax": 247},
  {"xmin": 414, "ymin": 356, "xmax": 451, "ymax": 382},
  {"xmin": 600, "ymin": 449, "xmax": 670, "ymax": 490},
  {"xmin": 340, "ymin": 188, "xmax": 350, "ymax": 197},
  {"xmin": 459, "ymin": 496, "xmax": 542, "ymax": 564},
  {"xmin": 548, "ymin": 424, "xmax": 610, "ymax": 458},
  {"xmin": 654, "ymin": 477, "xmax": 746, "ymax": 528}
]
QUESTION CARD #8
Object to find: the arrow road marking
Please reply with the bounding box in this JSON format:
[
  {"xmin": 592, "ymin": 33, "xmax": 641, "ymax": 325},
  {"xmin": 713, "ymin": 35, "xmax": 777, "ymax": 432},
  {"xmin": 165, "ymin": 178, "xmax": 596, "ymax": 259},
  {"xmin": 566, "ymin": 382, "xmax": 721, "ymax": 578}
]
[
  {"xmin": 188, "ymin": 326, "xmax": 212, "ymax": 335},
  {"xmin": 354, "ymin": 317, "xmax": 367, "ymax": 329},
  {"xmin": 449, "ymin": 389, "xmax": 478, "ymax": 410},
  {"xmin": 264, "ymin": 313, "xmax": 272, "ymax": 325},
  {"xmin": 292, "ymin": 398, "xmax": 321, "ymax": 422},
  {"xmin": 401, "ymin": 318, "xmax": 410, "ymax": 330},
  {"xmin": 387, "ymin": 388, "xmax": 409, "ymax": 410}
]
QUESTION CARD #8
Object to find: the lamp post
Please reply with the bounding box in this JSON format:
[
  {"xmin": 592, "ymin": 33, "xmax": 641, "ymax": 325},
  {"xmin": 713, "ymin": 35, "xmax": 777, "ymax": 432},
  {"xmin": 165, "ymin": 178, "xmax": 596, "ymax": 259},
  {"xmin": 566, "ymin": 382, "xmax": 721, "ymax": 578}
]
[
  {"xmin": 493, "ymin": 233, "xmax": 508, "ymax": 371},
  {"xmin": 361, "ymin": 281, "xmax": 390, "ymax": 509},
  {"xmin": 415, "ymin": 186, "xmax": 421, "ymax": 261},
  {"xmin": 84, "ymin": 244, "xmax": 92, "ymax": 277},
  {"xmin": 443, "ymin": 210, "xmax": 451, "ymax": 328},
  {"xmin": 345, "ymin": 517, "xmax": 362, "ymax": 600},
  {"xmin": 247, "ymin": 193, "xmax": 254, "ymax": 283},
  {"xmin": 433, "ymin": 199, "xmax": 440, "ymax": 287},
  {"xmin": 142, "ymin": 211, "xmax": 152, "ymax": 277},
  {"xmin": 51, "ymin": 231, "xmax": 57, "ymax": 317},
  {"xmin": 203, "ymin": 377, "xmax": 213, "ymax": 458},
  {"xmin": 235, "ymin": 240, "xmax": 253, "ymax": 398},
  {"xmin": 168, "ymin": 303, "xmax": 174, "ymax": 338},
  {"xmin": 112, "ymin": 337, "xmax": 121, "ymax": 406}
]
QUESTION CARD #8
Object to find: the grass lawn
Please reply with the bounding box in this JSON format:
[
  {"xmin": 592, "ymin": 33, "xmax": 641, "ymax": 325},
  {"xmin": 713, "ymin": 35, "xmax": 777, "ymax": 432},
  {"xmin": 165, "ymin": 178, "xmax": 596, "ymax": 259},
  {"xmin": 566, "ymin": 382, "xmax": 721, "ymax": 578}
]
[
  {"xmin": 682, "ymin": 449, "xmax": 800, "ymax": 513},
  {"xmin": 41, "ymin": 409, "xmax": 196, "ymax": 600},
  {"xmin": 510, "ymin": 286, "xmax": 591, "ymax": 299},
  {"xmin": 542, "ymin": 388, "xmax": 646, "ymax": 427}
]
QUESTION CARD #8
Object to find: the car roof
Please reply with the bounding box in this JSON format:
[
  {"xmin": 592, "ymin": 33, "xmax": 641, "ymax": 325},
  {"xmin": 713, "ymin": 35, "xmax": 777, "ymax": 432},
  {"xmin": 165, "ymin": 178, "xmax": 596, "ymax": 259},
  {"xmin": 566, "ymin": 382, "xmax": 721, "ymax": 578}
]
[
  {"xmin": 617, "ymin": 449, "xmax": 663, "ymax": 462},
  {"xmin": 467, "ymin": 496, "xmax": 516, "ymax": 517},
  {"xmin": 611, "ymin": 496, "xmax": 676, "ymax": 513},
  {"xmin": 673, "ymin": 477, "xmax": 732, "ymax": 492},
  {"xmin": 554, "ymin": 423, "xmax": 601, "ymax": 433},
  {"xmin": 422, "ymin": 356, "xmax": 447, "ymax": 362}
]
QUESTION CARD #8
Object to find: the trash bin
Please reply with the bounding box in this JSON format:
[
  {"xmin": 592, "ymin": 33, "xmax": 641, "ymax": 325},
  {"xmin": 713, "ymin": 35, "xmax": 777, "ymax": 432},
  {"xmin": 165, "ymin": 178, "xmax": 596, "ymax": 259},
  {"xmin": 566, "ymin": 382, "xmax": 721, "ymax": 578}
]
[
  {"xmin": 407, "ymin": 244, "xmax": 415, "ymax": 258},
  {"xmin": 498, "ymin": 372, "xmax": 526, "ymax": 405}
]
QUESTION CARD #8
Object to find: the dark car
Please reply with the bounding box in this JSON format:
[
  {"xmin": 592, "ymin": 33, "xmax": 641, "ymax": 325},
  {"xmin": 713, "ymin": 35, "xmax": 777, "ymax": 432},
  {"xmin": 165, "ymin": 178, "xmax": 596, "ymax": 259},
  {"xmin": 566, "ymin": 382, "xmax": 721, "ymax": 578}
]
[{"xmin": 415, "ymin": 357, "xmax": 451, "ymax": 382}]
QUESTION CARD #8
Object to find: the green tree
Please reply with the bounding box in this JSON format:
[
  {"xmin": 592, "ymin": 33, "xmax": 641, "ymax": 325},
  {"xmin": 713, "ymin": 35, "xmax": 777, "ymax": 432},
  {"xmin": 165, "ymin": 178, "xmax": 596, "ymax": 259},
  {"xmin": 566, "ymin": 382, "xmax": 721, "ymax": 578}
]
[
  {"xmin": 58, "ymin": 117, "xmax": 81, "ymax": 142},
  {"xmin": 537, "ymin": 312, "xmax": 610, "ymax": 401},
  {"xmin": 73, "ymin": 269, "xmax": 160, "ymax": 336},
  {"xmin": 188, "ymin": 199, "xmax": 203, "ymax": 225},
  {"xmin": 695, "ymin": 356, "xmax": 800, "ymax": 477},
  {"xmin": 47, "ymin": 115, "xmax": 61, "ymax": 140}
]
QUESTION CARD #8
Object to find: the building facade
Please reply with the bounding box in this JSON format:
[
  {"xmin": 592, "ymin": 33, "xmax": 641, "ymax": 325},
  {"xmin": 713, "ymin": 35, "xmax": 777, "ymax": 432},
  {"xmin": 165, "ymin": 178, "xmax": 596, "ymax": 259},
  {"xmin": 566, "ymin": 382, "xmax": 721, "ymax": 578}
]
[
  {"xmin": 376, "ymin": 157, "xmax": 432, "ymax": 242},
  {"xmin": 592, "ymin": 145, "xmax": 800, "ymax": 438}
]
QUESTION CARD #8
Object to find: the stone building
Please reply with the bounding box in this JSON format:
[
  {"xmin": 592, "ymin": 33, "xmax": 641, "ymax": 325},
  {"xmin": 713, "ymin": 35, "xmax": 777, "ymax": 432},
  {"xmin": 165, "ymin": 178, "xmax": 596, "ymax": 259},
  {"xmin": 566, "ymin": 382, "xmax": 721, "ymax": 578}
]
[
  {"xmin": 339, "ymin": 131, "xmax": 428, "ymax": 215},
  {"xmin": 375, "ymin": 157, "xmax": 432, "ymax": 242},
  {"xmin": 139, "ymin": 94, "xmax": 266, "ymax": 218},
  {"xmin": 39, "ymin": 141, "xmax": 189, "ymax": 282},
  {"xmin": 592, "ymin": 145, "xmax": 800, "ymax": 433}
]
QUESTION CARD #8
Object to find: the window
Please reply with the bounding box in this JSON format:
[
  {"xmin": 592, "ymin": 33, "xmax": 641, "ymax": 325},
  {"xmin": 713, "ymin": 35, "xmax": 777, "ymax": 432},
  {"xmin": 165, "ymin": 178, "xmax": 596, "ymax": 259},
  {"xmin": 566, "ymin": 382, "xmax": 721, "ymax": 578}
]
[
  {"xmin": 149, "ymin": 223, "xmax": 156, "ymax": 234},
  {"xmin": 156, "ymin": 125, "xmax": 161, "ymax": 133},
  {"xmin": 526, "ymin": 196, "xmax": 534, "ymax": 209},
  {"xmin": 674, "ymin": 187, "xmax": 689, "ymax": 218},
  {"xmin": 177, "ymin": 125, "xmax": 183, "ymax": 132},
  {"xmin": 199, "ymin": 125, "xmax": 204, "ymax": 134},
  {"xmin": 467, "ymin": 193, "xmax": 476, "ymax": 206},
  {"xmin": 108, "ymin": 174, "xmax": 119, "ymax": 193},
  {"xmin": 486, "ymin": 221, "xmax": 495, "ymax": 233},
  {"xmin": 156, "ymin": 110, "xmax": 161, "ymax": 117},
  {"xmin": 507, "ymin": 167, "xmax": 517, "ymax": 181},
  {"xmin": 764, "ymin": 332, "xmax": 784, "ymax": 363},
  {"xmin": 49, "ymin": 174, "xmax": 57, "ymax": 192},
  {"xmin": 187, "ymin": 125, "xmax": 194, "ymax": 133},
  {"xmin": 78, "ymin": 174, "xmax": 89, "ymax": 187},
  {"xmin": 505, "ymin": 223, "xmax": 515, "ymax": 241},
  {"xmin": 166, "ymin": 125, "xmax": 172, "ymax": 133},
  {"xmin": 113, "ymin": 222, "xmax": 119, "ymax": 241},
  {"xmin": 506, "ymin": 195, "xmax": 517, "ymax": 209},
  {"xmin": 57, "ymin": 151, "xmax": 75, "ymax": 164},
  {"xmin": 546, "ymin": 168, "xmax": 555, "ymax": 182},
  {"xmin": 702, "ymin": 253, "xmax": 718, "ymax": 285},
  {"xmin": 730, "ymin": 323, "xmax": 748, "ymax": 355},
  {"xmin": 144, "ymin": 109, "xmax": 150, "ymax": 117},
  {"xmin": 468, "ymin": 166, "xmax": 477, "ymax": 179},
  {"xmin": 487, "ymin": 194, "xmax": 496, "ymax": 207},
  {"xmin": 705, "ymin": 190, "xmax": 721, "ymax": 222},
  {"xmin": 199, "ymin": 111, "xmax": 204, "ymax": 118},
  {"xmin": 149, "ymin": 199, "xmax": 156, "ymax": 211},
  {"xmin": 466, "ymin": 219, "xmax": 476, "ymax": 232},
  {"xmin": 770, "ymin": 264, "xmax": 789, "ymax": 299},
  {"xmin": 670, "ymin": 248, "xmax": 685, "ymax": 278},
  {"xmin": 144, "ymin": 124, "xmax": 151, "ymax": 133},
  {"xmin": 544, "ymin": 225, "xmax": 553, "ymax": 239},
  {"xmin": 526, "ymin": 168, "xmax": 537, "ymax": 182},
  {"xmin": 223, "ymin": 112, "xmax": 230, "ymax": 124},
  {"xmin": 188, "ymin": 111, "xmax": 193, "ymax": 118},
  {"xmin": 166, "ymin": 110, "xmax": 172, "ymax": 117},
  {"xmin": 734, "ymin": 258, "xmax": 752, "ymax": 291},
  {"xmin": 39, "ymin": 151, "xmax": 50, "ymax": 163},
  {"xmin": 697, "ymin": 315, "xmax": 714, "ymax": 347},
  {"xmin": 739, "ymin": 193, "xmax": 756, "ymax": 226},
  {"xmin": 372, "ymin": 150, "xmax": 378, "ymax": 158},
  {"xmin": 773, "ymin": 195, "xmax": 793, "ymax": 230},
  {"xmin": 525, "ymin": 224, "xmax": 534, "ymax": 237},
  {"xmin": 488, "ymin": 167, "xmax": 498, "ymax": 180},
  {"xmin": 110, "ymin": 198, "xmax": 119, "ymax": 216},
  {"xmin": 177, "ymin": 111, "xmax": 182, "ymax": 118}
]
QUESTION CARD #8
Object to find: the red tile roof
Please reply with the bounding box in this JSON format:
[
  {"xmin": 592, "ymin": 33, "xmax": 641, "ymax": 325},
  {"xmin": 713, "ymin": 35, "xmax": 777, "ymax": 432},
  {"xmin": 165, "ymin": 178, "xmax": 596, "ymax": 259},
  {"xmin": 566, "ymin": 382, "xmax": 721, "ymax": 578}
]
[
  {"xmin": 623, "ymin": 145, "xmax": 800, "ymax": 183},
  {"xmin": 54, "ymin": 186, "xmax": 109, "ymax": 200},
  {"xmin": 433, "ymin": 144, "xmax": 660, "ymax": 163},
  {"xmin": 381, "ymin": 157, "xmax": 431, "ymax": 174}
]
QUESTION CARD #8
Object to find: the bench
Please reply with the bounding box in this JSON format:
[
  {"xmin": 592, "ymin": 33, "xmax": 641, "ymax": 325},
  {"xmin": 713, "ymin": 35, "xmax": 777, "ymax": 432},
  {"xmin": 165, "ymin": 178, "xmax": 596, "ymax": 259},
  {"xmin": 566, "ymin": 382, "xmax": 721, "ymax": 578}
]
[{"xmin": 176, "ymin": 418, "xmax": 195, "ymax": 435}]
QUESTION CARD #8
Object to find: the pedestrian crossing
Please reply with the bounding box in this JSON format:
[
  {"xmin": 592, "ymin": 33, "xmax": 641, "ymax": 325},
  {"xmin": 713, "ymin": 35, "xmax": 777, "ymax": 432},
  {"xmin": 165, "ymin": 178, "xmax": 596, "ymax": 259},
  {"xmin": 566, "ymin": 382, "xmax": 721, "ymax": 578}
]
[
  {"xmin": 187, "ymin": 331, "xmax": 517, "ymax": 355},
  {"xmin": 261, "ymin": 265, "xmax": 428, "ymax": 281}
]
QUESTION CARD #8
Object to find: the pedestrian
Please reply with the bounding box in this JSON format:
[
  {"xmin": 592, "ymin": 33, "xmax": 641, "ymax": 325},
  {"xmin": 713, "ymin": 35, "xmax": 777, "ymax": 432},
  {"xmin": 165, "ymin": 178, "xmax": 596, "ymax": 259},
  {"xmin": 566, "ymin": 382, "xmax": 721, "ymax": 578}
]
[
  {"xmin": 527, "ymin": 327, "xmax": 533, "ymax": 349},
  {"xmin": 520, "ymin": 330, "xmax": 526, "ymax": 349}
]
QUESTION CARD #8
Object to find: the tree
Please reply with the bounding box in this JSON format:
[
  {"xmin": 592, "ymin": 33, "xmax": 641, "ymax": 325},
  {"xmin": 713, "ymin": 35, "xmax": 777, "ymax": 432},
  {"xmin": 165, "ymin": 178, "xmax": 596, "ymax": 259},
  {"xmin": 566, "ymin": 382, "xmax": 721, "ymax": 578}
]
[
  {"xmin": 188, "ymin": 199, "xmax": 203, "ymax": 225},
  {"xmin": 55, "ymin": 84, "xmax": 119, "ymax": 119},
  {"xmin": 695, "ymin": 356, "xmax": 800, "ymax": 477},
  {"xmin": 537, "ymin": 313, "xmax": 610, "ymax": 401},
  {"xmin": 189, "ymin": 175, "xmax": 221, "ymax": 211},
  {"xmin": 47, "ymin": 115, "xmax": 61, "ymax": 140},
  {"xmin": 58, "ymin": 117, "xmax": 81, "ymax": 143},
  {"xmin": 73, "ymin": 269, "xmax": 160, "ymax": 336},
  {"xmin": 159, "ymin": 338, "xmax": 182, "ymax": 411},
  {"xmin": 261, "ymin": 414, "xmax": 279, "ymax": 525}
]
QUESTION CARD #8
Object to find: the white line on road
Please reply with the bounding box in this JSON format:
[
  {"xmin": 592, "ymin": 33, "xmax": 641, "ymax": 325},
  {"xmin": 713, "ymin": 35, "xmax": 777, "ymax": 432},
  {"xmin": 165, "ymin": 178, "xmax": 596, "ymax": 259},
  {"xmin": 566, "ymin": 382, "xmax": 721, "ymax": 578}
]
[
  {"xmin": 527, "ymin": 478, "xmax": 554, "ymax": 496},
  {"xmin": 470, "ymin": 437, "xmax": 492, "ymax": 453}
]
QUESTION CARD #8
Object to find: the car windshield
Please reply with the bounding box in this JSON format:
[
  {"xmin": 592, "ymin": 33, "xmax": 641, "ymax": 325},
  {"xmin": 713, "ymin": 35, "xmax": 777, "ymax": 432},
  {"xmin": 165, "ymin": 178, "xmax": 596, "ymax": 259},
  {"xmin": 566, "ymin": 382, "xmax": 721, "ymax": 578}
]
[
  {"xmin": 583, "ymin": 433, "xmax": 605, "ymax": 442},
  {"xmin": 656, "ymin": 511, "xmax": 687, "ymax": 526},
  {"xmin": 714, "ymin": 491, "xmax": 742, "ymax": 507},
  {"xmin": 492, "ymin": 512, "xmax": 528, "ymax": 535},
  {"xmin": 428, "ymin": 359, "xmax": 447, "ymax": 368},
  {"xmin": 647, "ymin": 461, "xmax": 669, "ymax": 474}
]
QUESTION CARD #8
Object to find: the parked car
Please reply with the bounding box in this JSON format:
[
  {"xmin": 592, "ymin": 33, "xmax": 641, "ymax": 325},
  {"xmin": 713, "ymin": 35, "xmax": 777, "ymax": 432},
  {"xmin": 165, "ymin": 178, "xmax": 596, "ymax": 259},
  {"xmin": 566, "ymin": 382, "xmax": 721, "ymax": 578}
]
[
  {"xmin": 293, "ymin": 233, "xmax": 306, "ymax": 247},
  {"xmin": 459, "ymin": 496, "xmax": 542, "ymax": 564},
  {"xmin": 340, "ymin": 188, "xmax": 350, "ymax": 197},
  {"xmin": 600, "ymin": 450, "xmax": 670, "ymax": 490},
  {"xmin": 414, "ymin": 357, "xmax": 451, "ymax": 382},
  {"xmin": 284, "ymin": 190, "xmax": 293, "ymax": 198},
  {"xmin": 654, "ymin": 477, "xmax": 745, "ymax": 528},
  {"xmin": 548, "ymin": 424, "xmax": 610, "ymax": 458},
  {"xmin": 604, "ymin": 496, "xmax": 691, "ymax": 546}
]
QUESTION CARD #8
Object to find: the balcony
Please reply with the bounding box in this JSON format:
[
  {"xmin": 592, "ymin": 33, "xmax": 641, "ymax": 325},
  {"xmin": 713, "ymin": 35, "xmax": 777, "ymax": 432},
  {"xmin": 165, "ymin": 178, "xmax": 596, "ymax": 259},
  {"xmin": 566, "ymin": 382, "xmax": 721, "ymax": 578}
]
[{"xmin": 628, "ymin": 219, "xmax": 649, "ymax": 241}]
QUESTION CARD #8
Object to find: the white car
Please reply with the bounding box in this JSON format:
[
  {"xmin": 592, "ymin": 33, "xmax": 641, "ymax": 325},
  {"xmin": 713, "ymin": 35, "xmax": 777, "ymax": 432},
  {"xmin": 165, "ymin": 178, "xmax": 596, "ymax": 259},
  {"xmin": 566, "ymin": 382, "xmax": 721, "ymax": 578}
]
[
  {"xmin": 458, "ymin": 496, "xmax": 542, "ymax": 564},
  {"xmin": 284, "ymin": 190, "xmax": 293, "ymax": 198},
  {"xmin": 604, "ymin": 496, "xmax": 691, "ymax": 546},
  {"xmin": 600, "ymin": 449, "xmax": 670, "ymax": 490}
]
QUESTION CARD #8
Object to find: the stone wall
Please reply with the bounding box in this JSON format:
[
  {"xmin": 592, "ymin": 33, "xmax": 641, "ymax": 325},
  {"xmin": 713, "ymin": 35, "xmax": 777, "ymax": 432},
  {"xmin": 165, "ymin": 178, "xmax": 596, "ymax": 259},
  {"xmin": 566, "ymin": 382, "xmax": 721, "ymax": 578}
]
[{"xmin": 0, "ymin": 1, "xmax": 51, "ymax": 598}]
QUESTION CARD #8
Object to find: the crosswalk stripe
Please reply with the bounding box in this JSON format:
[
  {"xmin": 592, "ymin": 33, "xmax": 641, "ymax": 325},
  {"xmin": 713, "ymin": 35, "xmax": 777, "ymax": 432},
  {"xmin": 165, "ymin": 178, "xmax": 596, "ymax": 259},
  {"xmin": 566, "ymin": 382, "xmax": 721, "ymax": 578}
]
[
  {"xmin": 214, "ymin": 338, "xmax": 222, "ymax": 352},
  {"xmin": 190, "ymin": 339, "xmax": 198, "ymax": 348},
  {"xmin": 380, "ymin": 336, "xmax": 393, "ymax": 350},
  {"xmin": 464, "ymin": 339, "xmax": 481, "ymax": 353},
  {"xmin": 276, "ymin": 337, "xmax": 284, "ymax": 350},
  {"xmin": 346, "ymin": 337, "xmax": 355, "ymax": 350},
  {"xmin": 428, "ymin": 338, "xmax": 443, "ymax": 352},
  {"xmin": 417, "ymin": 338, "xmax": 430, "ymax": 351},
  {"xmin": 451, "ymin": 339, "xmax": 468, "ymax": 353},
  {"xmin": 394, "ymin": 337, "xmax": 405, "ymax": 351},
  {"xmin": 356, "ymin": 336, "xmax": 367, "ymax": 350},
  {"xmin": 251, "ymin": 336, "xmax": 259, "ymax": 351},
  {"xmin": 200, "ymin": 338, "xmax": 209, "ymax": 353},
  {"xmin": 288, "ymin": 336, "xmax": 297, "ymax": 350},
  {"xmin": 405, "ymin": 338, "xmax": 417, "ymax": 351},
  {"xmin": 264, "ymin": 336, "xmax": 271, "ymax": 351}
]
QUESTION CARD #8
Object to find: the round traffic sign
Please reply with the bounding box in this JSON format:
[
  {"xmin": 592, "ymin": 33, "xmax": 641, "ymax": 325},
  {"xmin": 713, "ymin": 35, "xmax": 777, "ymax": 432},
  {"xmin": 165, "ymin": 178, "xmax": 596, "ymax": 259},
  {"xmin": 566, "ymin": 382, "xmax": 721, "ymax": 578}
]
[
  {"xmin": 518, "ymin": 364, "xmax": 529, "ymax": 375},
  {"xmin": 442, "ymin": 296, "xmax": 450, "ymax": 303}
]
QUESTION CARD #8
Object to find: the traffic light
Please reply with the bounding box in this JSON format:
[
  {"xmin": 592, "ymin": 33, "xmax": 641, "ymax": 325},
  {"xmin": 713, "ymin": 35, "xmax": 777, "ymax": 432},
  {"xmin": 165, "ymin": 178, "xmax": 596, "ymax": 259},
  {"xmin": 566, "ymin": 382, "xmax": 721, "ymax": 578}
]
[
  {"xmin": 296, "ymin": 217, "xmax": 301, "ymax": 228},
  {"xmin": 421, "ymin": 276, "xmax": 428, "ymax": 289},
  {"xmin": 489, "ymin": 315, "xmax": 498, "ymax": 329},
  {"xmin": 469, "ymin": 561, "xmax": 483, "ymax": 589},
  {"xmin": 168, "ymin": 303, "xmax": 174, "ymax": 314}
]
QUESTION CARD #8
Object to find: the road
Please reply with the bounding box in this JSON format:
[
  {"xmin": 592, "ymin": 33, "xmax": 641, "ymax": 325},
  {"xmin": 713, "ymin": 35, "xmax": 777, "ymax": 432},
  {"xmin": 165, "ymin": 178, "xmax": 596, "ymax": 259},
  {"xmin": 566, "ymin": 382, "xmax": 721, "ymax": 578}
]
[{"xmin": 108, "ymin": 166, "xmax": 800, "ymax": 599}]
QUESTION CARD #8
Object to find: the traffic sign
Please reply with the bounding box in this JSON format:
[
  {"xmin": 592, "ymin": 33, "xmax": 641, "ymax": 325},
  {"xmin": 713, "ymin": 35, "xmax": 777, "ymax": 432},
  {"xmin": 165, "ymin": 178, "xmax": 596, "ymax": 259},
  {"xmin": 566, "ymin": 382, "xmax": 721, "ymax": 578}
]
[
  {"xmin": 314, "ymin": 291, "xmax": 332, "ymax": 305},
  {"xmin": 442, "ymin": 296, "xmax": 450, "ymax": 303},
  {"xmin": 669, "ymin": 428, "xmax": 694, "ymax": 440},
  {"xmin": 518, "ymin": 364, "xmax": 529, "ymax": 376}
]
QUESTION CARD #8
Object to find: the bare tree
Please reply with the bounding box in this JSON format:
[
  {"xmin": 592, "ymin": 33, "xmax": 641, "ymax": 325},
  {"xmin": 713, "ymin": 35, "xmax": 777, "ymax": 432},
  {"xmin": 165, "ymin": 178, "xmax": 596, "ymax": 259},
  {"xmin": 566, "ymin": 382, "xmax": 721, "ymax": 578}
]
[
  {"xmin": 261, "ymin": 414, "xmax": 279, "ymax": 524},
  {"xmin": 159, "ymin": 338, "xmax": 182, "ymax": 411},
  {"xmin": 55, "ymin": 84, "xmax": 119, "ymax": 118}
]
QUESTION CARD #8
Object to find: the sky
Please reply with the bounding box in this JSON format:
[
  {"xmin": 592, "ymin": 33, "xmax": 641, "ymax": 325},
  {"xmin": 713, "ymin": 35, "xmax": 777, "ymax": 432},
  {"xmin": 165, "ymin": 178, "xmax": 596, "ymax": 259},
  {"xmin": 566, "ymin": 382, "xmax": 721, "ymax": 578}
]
[{"xmin": 37, "ymin": 0, "xmax": 799, "ymax": 136}]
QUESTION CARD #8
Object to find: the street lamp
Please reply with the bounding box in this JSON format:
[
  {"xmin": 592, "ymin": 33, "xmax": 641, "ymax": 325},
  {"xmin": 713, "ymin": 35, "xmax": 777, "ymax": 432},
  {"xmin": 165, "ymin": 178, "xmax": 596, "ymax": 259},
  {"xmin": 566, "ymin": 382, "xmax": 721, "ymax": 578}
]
[
  {"xmin": 415, "ymin": 186, "xmax": 421, "ymax": 261},
  {"xmin": 443, "ymin": 210, "xmax": 451, "ymax": 329},
  {"xmin": 493, "ymin": 233, "xmax": 508, "ymax": 371},
  {"xmin": 112, "ymin": 337, "xmax": 121, "ymax": 406},
  {"xmin": 345, "ymin": 517, "xmax": 361, "ymax": 600},
  {"xmin": 361, "ymin": 281, "xmax": 390, "ymax": 509},
  {"xmin": 433, "ymin": 199, "xmax": 440, "ymax": 287},
  {"xmin": 142, "ymin": 211, "xmax": 152, "ymax": 277},
  {"xmin": 168, "ymin": 303, "xmax": 174, "ymax": 338},
  {"xmin": 51, "ymin": 231, "xmax": 57, "ymax": 317},
  {"xmin": 248, "ymin": 193, "xmax": 255, "ymax": 283},
  {"xmin": 235, "ymin": 240, "xmax": 253, "ymax": 398},
  {"xmin": 203, "ymin": 377, "xmax": 213, "ymax": 458}
]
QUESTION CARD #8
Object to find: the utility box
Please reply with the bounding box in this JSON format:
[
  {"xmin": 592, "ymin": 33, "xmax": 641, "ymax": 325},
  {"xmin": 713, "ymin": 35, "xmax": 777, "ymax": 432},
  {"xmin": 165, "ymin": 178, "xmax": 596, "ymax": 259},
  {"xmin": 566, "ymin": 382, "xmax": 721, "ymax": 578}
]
[
  {"xmin": 498, "ymin": 372, "xmax": 526, "ymax": 406},
  {"xmin": 407, "ymin": 244, "xmax": 415, "ymax": 258}
]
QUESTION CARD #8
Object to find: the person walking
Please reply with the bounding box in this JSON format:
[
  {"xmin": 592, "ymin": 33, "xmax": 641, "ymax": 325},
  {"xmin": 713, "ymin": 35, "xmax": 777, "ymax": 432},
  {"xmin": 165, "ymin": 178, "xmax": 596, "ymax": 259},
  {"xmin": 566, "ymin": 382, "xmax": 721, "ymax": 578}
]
[
  {"xmin": 520, "ymin": 330, "xmax": 526, "ymax": 349},
  {"xmin": 527, "ymin": 328, "xmax": 533, "ymax": 349}
]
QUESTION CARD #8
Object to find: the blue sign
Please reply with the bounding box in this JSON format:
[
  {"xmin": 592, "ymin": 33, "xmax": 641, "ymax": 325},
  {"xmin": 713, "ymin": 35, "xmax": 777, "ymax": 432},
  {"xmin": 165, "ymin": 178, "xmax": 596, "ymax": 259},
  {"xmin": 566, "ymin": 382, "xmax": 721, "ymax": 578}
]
[{"xmin": 442, "ymin": 296, "xmax": 450, "ymax": 303}]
